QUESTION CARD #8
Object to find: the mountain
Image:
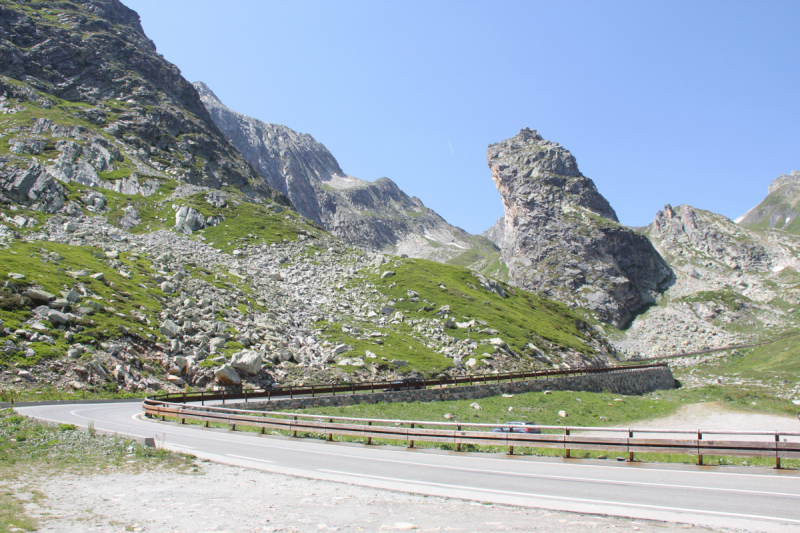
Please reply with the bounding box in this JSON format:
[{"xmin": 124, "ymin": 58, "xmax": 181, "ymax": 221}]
[
  {"xmin": 0, "ymin": 1, "xmax": 605, "ymax": 396},
  {"xmin": 611, "ymin": 203, "xmax": 800, "ymax": 357},
  {"xmin": 737, "ymin": 171, "xmax": 800, "ymax": 233},
  {"xmin": 194, "ymin": 82, "xmax": 498, "ymax": 264},
  {"xmin": 481, "ymin": 216, "xmax": 505, "ymax": 248},
  {"xmin": 486, "ymin": 128, "xmax": 672, "ymax": 327},
  {"xmin": 0, "ymin": 0, "xmax": 288, "ymax": 209}
]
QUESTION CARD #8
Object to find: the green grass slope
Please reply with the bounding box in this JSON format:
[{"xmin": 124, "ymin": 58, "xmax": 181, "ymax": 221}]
[{"xmin": 316, "ymin": 256, "xmax": 605, "ymax": 376}]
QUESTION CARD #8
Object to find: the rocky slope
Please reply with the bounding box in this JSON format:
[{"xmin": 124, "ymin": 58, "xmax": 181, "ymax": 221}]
[
  {"xmin": 610, "ymin": 203, "xmax": 800, "ymax": 358},
  {"xmin": 0, "ymin": 1, "xmax": 611, "ymax": 397},
  {"xmin": 487, "ymin": 128, "xmax": 673, "ymax": 328},
  {"xmin": 194, "ymin": 82, "xmax": 497, "ymax": 264},
  {"xmin": 0, "ymin": 0, "xmax": 288, "ymax": 212},
  {"xmin": 0, "ymin": 179, "xmax": 610, "ymax": 394},
  {"xmin": 737, "ymin": 171, "xmax": 800, "ymax": 234}
]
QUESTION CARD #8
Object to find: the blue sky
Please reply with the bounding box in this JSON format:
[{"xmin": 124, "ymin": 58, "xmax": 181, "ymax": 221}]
[{"xmin": 123, "ymin": 0, "xmax": 799, "ymax": 234}]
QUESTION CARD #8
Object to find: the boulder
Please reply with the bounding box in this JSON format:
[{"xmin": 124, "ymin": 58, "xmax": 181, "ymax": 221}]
[
  {"xmin": 160, "ymin": 320, "xmax": 180, "ymax": 339},
  {"xmin": 215, "ymin": 364, "xmax": 242, "ymax": 385},
  {"xmin": 209, "ymin": 337, "xmax": 227, "ymax": 352},
  {"xmin": 333, "ymin": 344, "xmax": 351, "ymax": 355},
  {"xmin": 18, "ymin": 370, "xmax": 36, "ymax": 382},
  {"xmin": 174, "ymin": 356, "xmax": 188, "ymax": 372},
  {"xmin": 230, "ymin": 350, "xmax": 262, "ymax": 375},
  {"xmin": 48, "ymin": 298, "xmax": 70, "ymax": 309},
  {"xmin": 65, "ymin": 289, "xmax": 81, "ymax": 303},
  {"xmin": 175, "ymin": 206, "xmax": 206, "ymax": 234},
  {"xmin": 166, "ymin": 375, "xmax": 185, "ymax": 387},
  {"xmin": 47, "ymin": 309, "xmax": 70, "ymax": 325},
  {"xmin": 160, "ymin": 281, "xmax": 176, "ymax": 293},
  {"xmin": 23, "ymin": 289, "xmax": 55, "ymax": 303},
  {"xmin": 380, "ymin": 271, "xmax": 396, "ymax": 279}
]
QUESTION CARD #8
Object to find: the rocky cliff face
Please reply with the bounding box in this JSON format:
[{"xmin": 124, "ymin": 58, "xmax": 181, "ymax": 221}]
[
  {"xmin": 737, "ymin": 171, "xmax": 800, "ymax": 234},
  {"xmin": 195, "ymin": 82, "xmax": 497, "ymax": 263},
  {"xmin": 0, "ymin": 0, "xmax": 287, "ymax": 210},
  {"xmin": 611, "ymin": 203, "xmax": 800, "ymax": 358},
  {"xmin": 487, "ymin": 128, "xmax": 672, "ymax": 327}
]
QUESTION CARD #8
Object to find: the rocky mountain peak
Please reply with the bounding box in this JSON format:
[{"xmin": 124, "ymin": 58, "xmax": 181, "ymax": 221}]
[
  {"xmin": 488, "ymin": 128, "xmax": 617, "ymax": 222},
  {"xmin": 767, "ymin": 170, "xmax": 800, "ymax": 194},
  {"xmin": 487, "ymin": 129, "xmax": 671, "ymax": 327},
  {"xmin": 737, "ymin": 170, "xmax": 800, "ymax": 233},
  {"xmin": 195, "ymin": 81, "xmax": 497, "ymax": 263}
]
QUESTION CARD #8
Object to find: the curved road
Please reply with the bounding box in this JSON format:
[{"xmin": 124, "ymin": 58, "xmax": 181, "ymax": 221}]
[{"xmin": 18, "ymin": 401, "xmax": 800, "ymax": 533}]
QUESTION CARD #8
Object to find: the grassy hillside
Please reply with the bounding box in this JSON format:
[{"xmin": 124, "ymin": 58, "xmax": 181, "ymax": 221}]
[{"xmin": 316, "ymin": 256, "xmax": 605, "ymax": 377}]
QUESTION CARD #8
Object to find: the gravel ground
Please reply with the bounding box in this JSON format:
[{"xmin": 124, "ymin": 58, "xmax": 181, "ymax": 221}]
[
  {"xmin": 619, "ymin": 401, "xmax": 800, "ymax": 441},
  {"xmin": 12, "ymin": 461, "xmax": 728, "ymax": 533}
]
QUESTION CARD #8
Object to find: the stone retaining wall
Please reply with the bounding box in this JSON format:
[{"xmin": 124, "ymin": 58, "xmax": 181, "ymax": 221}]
[{"xmin": 238, "ymin": 366, "xmax": 675, "ymax": 412}]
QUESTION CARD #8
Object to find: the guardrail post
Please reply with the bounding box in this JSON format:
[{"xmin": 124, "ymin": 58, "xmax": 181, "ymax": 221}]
[
  {"xmin": 311, "ymin": 385, "xmax": 315, "ymax": 397},
  {"xmin": 289, "ymin": 386, "xmax": 293, "ymax": 399},
  {"xmin": 205, "ymin": 421, "xmax": 209, "ymax": 428},
  {"xmin": 628, "ymin": 430, "xmax": 634, "ymax": 462},
  {"xmin": 231, "ymin": 424, "xmax": 236, "ymax": 431},
  {"xmin": 293, "ymin": 416, "xmax": 297, "ymax": 438},
  {"xmin": 201, "ymin": 392, "xmax": 204, "ymax": 406},
  {"xmin": 457, "ymin": 425, "xmax": 462, "ymax": 452},
  {"xmin": 244, "ymin": 389, "xmax": 248, "ymax": 402},
  {"xmin": 776, "ymin": 434, "xmax": 781, "ymax": 469},
  {"xmin": 328, "ymin": 419, "xmax": 334, "ymax": 441},
  {"xmin": 181, "ymin": 418, "xmax": 185, "ymax": 424},
  {"xmin": 565, "ymin": 429, "xmax": 571, "ymax": 459},
  {"xmin": 697, "ymin": 431, "xmax": 703, "ymax": 465},
  {"xmin": 508, "ymin": 444, "xmax": 514, "ymax": 455},
  {"xmin": 409, "ymin": 423, "xmax": 414, "ymax": 448},
  {"xmin": 367, "ymin": 421, "xmax": 372, "ymax": 445}
]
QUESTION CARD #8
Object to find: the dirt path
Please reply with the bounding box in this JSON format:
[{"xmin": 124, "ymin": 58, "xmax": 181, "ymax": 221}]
[{"xmin": 621, "ymin": 401, "xmax": 800, "ymax": 438}]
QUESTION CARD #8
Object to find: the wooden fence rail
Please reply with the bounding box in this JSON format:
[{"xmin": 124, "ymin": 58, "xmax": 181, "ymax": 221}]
[{"xmin": 142, "ymin": 399, "xmax": 800, "ymax": 469}]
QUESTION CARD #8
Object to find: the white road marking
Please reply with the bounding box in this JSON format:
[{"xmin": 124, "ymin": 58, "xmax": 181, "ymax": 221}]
[
  {"xmin": 318, "ymin": 469, "xmax": 800, "ymax": 524},
  {"xmin": 225, "ymin": 454, "xmax": 273, "ymax": 464}
]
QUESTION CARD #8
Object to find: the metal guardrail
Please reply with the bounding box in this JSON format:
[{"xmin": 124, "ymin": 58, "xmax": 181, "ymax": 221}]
[
  {"xmin": 142, "ymin": 399, "xmax": 800, "ymax": 468},
  {"xmin": 147, "ymin": 362, "xmax": 671, "ymax": 405}
]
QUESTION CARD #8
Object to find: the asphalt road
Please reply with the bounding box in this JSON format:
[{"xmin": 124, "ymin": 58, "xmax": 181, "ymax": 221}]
[{"xmin": 18, "ymin": 401, "xmax": 800, "ymax": 533}]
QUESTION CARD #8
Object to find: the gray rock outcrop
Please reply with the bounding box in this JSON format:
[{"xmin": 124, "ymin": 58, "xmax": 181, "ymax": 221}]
[{"xmin": 487, "ymin": 128, "xmax": 672, "ymax": 327}]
